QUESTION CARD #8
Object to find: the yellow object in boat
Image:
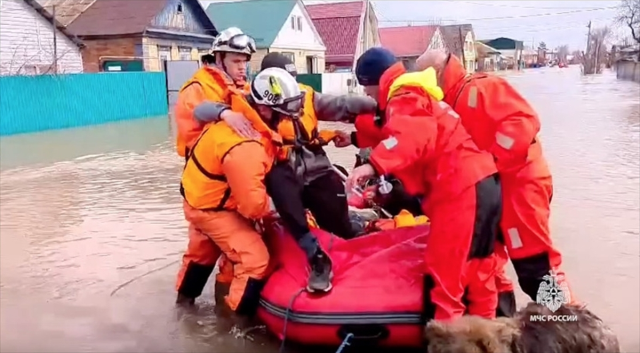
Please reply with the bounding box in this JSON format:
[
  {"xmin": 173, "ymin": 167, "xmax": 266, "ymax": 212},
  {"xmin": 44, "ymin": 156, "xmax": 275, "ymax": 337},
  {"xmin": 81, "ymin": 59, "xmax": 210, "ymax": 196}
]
[{"xmin": 393, "ymin": 210, "xmax": 430, "ymax": 228}]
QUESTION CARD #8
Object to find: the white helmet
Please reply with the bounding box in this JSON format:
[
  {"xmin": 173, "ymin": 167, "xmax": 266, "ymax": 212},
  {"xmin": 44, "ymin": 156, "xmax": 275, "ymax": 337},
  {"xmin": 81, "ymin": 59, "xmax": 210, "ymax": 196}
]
[
  {"xmin": 211, "ymin": 27, "xmax": 256, "ymax": 56},
  {"xmin": 251, "ymin": 67, "xmax": 304, "ymax": 117}
]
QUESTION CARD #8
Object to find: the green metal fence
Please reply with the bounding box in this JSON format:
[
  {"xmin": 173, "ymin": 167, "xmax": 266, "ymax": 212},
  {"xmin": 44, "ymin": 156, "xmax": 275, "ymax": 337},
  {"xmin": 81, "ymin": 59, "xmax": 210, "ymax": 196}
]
[
  {"xmin": 0, "ymin": 72, "xmax": 168, "ymax": 136},
  {"xmin": 297, "ymin": 73, "xmax": 322, "ymax": 92}
]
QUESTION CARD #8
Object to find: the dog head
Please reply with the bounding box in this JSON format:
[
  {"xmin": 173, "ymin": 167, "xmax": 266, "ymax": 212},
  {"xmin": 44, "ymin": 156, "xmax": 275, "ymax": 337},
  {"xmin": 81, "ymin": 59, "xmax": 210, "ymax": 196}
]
[{"xmin": 425, "ymin": 316, "xmax": 521, "ymax": 353}]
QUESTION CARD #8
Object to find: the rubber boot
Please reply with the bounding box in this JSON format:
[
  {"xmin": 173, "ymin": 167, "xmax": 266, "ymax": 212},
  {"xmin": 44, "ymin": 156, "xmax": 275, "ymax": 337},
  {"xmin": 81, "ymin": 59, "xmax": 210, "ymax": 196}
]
[
  {"xmin": 496, "ymin": 290, "xmax": 517, "ymax": 318},
  {"xmin": 214, "ymin": 281, "xmax": 231, "ymax": 306},
  {"xmin": 298, "ymin": 232, "xmax": 333, "ymax": 293},
  {"xmin": 176, "ymin": 293, "xmax": 195, "ymax": 306}
]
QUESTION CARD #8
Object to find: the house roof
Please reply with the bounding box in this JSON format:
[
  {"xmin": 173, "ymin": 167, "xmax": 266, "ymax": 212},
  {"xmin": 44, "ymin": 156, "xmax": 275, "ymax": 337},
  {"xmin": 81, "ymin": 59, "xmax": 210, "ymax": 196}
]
[
  {"xmin": 206, "ymin": 0, "xmax": 296, "ymax": 49},
  {"xmin": 67, "ymin": 0, "xmax": 216, "ymax": 37},
  {"xmin": 379, "ymin": 25, "xmax": 437, "ymax": 58},
  {"xmin": 439, "ymin": 24, "xmax": 474, "ymax": 58},
  {"xmin": 480, "ymin": 37, "xmax": 524, "ymax": 51},
  {"xmin": 475, "ymin": 41, "xmax": 500, "ymax": 56},
  {"xmin": 35, "ymin": 0, "xmax": 95, "ymax": 26},
  {"xmin": 307, "ymin": 0, "xmax": 364, "ymax": 64},
  {"xmin": 24, "ymin": 0, "xmax": 84, "ymax": 48}
]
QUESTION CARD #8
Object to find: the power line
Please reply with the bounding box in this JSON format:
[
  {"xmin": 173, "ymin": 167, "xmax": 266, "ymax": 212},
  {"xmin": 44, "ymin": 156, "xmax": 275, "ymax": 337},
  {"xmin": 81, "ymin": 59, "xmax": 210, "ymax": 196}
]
[
  {"xmin": 473, "ymin": 20, "xmax": 611, "ymax": 32},
  {"xmin": 378, "ymin": 6, "xmax": 617, "ymax": 23},
  {"xmin": 458, "ymin": 1, "xmax": 613, "ymax": 10}
]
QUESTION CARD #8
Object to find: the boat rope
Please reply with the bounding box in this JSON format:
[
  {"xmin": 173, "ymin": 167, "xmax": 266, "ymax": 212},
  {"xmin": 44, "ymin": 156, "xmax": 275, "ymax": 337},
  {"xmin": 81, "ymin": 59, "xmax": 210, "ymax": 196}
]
[
  {"xmin": 335, "ymin": 333, "xmax": 354, "ymax": 353},
  {"xmin": 110, "ymin": 259, "xmax": 179, "ymax": 297},
  {"xmin": 278, "ymin": 287, "xmax": 306, "ymax": 353}
]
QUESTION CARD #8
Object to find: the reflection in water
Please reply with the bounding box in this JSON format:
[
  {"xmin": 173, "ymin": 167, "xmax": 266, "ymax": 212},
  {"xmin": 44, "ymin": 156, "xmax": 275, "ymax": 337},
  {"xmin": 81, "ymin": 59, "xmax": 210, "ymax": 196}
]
[{"xmin": 1, "ymin": 67, "xmax": 638, "ymax": 352}]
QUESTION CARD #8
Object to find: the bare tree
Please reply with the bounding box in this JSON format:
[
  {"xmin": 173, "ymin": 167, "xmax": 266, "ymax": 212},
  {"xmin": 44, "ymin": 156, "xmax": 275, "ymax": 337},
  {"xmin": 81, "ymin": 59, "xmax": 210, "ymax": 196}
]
[
  {"xmin": 556, "ymin": 44, "xmax": 570, "ymax": 63},
  {"xmin": 616, "ymin": 0, "xmax": 640, "ymax": 45},
  {"xmin": 584, "ymin": 26, "xmax": 612, "ymax": 74},
  {"xmin": 0, "ymin": 35, "xmax": 74, "ymax": 76},
  {"xmin": 570, "ymin": 50, "xmax": 583, "ymax": 64},
  {"xmin": 538, "ymin": 41, "xmax": 547, "ymax": 51}
]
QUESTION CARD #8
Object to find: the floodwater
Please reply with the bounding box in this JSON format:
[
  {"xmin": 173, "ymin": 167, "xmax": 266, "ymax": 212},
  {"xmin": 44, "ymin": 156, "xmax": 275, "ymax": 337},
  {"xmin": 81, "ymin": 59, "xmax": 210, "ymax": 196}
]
[{"xmin": 1, "ymin": 66, "xmax": 638, "ymax": 352}]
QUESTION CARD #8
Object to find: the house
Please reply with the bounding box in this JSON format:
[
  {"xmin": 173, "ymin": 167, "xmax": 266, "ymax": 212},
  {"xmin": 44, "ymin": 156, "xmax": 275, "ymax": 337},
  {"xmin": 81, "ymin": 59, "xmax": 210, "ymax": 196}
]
[
  {"xmin": 440, "ymin": 24, "xmax": 476, "ymax": 73},
  {"xmin": 480, "ymin": 37, "xmax": 524, "ymax": 70},
  {"xmin": 475, "ymin": 41, "xmax": 501, "ymax": 72},
  {"xmin": 0, "ymin": 0, "xmax": 83, "ymax": 75},
  {"xmin": 379, "ymin": 25, "xmax": 443, "ymax": 70},
  {"xmin": 206, "ymin": 0, "xmax": 325, "ymax": 75},
  {"xmin": 522, "ymin": 47, "xmax": 538, "ymax": 66},
  {"xmin": 64, "ymin": 0, "xmax": 217, "ymax": 72},
  {"xmin": 306, "ymin": 0, "xmax": 379, "ymax": 72}
]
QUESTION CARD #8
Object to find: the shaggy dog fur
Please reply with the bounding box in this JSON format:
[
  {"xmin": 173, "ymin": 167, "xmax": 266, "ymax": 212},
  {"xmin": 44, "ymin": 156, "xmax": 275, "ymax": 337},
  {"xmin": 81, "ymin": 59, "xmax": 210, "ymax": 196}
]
[{"xmin": 425, "ymin": 303, "xmax": 620, "ymax": 353}]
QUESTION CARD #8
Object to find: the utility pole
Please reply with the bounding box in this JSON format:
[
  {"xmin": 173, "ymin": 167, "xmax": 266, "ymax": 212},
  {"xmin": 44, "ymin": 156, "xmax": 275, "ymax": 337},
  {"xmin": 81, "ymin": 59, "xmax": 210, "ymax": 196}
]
[
  {"xmin": 584, "ymin": 20, "xmax": 592, "ymax": 74},
  {"xmin": 585, "ymin": 21, "xmax": 592, "ymax": 56},
  {"xmin": 363, "ymin": 0, "xmax": 369, "ymax": 50},
  {"xmin": 52, "ymin": 5, "xmax": 58, "ymax": 74},
  {"xmin": 458, "ymin": 26, "xmax": 466, "ymax": 69}
]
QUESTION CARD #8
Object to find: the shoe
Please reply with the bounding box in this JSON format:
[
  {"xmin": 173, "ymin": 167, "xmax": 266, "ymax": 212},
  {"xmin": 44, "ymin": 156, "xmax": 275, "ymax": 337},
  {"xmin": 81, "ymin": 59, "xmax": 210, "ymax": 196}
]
[{"xmin": 306, "ymin": 249, "xmax": 334, "ymax": 293}]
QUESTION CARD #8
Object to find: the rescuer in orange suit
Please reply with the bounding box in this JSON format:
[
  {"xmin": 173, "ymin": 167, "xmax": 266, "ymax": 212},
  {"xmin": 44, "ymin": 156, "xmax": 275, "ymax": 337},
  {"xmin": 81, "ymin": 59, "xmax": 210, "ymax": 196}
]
[
  {"xmin": 194, "ymin": 52, "xmax": 378, "ymax": 292},
  {"xmin": 174, "ymin": 27, "xmax": 260, "ymax": 306},
  {"xmin": 179, "ymin": 67, "xmax": 305, "ymax": 319},
  {"xmin": 416, "ymin": 50, "xmax": 573, "ymax": 309},
  {"xmin": 338, "ymin": 112, "xmax": 515, "ymax": 317},
  {"xmin": 345, "ymin": 47, "xmax": 502, "ymax": 321}
]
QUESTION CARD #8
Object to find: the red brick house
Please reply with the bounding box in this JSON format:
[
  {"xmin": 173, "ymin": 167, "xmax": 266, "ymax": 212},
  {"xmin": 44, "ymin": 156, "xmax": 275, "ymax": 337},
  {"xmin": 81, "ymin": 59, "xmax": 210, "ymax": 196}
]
[
  {"xmin": 379, "ymin": 25, "xmax": 443, "ymax": 70},
  {"xmin": 61, "ymin": 0, "xmax": 217, "ymax": 72},
  {"xmin": 306, "ymin": 0, "xmax": 379, "ymax": 72}
]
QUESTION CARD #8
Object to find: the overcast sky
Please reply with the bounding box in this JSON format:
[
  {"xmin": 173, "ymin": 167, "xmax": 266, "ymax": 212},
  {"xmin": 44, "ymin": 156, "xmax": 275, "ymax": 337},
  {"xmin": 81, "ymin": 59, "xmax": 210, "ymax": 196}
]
[
  {"xmin": 367, "ymin": 1, "xmax": 619, "ymax": 50},
  {"xmin": 203, "ymin": 0, "xmax": 622, "ymax": 51}
]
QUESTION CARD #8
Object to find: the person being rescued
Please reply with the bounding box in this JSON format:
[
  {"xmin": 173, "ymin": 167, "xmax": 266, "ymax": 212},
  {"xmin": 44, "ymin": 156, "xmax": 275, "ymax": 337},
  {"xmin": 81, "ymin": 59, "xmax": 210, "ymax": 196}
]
[
  {"xmin": 179, "ymin": 67, "xmax": 307, "ymax": 322},
  {"xmin": 193, "ymin": 52, "xmax": 378, "ymax": 293},
  {"xmin": 345, "ymin": 47, "xmax": 503, "ymax": 322},
  {"xmin": 416, "ymin": 49, "xmax": 575, "ymax": 310},
  {"xmin": 173, "ymin": 27, "xmax": 258, "ymax": 306}
]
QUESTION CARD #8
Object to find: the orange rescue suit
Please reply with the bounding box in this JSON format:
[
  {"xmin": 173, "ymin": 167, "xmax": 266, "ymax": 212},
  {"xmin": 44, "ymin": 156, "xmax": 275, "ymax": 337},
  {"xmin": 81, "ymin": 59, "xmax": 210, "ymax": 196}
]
[
  {"xmin": 367, "ymin": 63, "xmax": 500, "ymax": 321},
  {"xmin": 176, "ymin": 88, "xmax": 281, "ymax": 314},
  {"xmin": 174, "ymin": 66, "xmax": 250, "ymax": 158},
  {"xmin": 441, "ymin": 54, "xmax": 569, "ymax": 303},
  {"xmin": 353, "ymin": 113, "xmax": 386, "ymax": 149}
]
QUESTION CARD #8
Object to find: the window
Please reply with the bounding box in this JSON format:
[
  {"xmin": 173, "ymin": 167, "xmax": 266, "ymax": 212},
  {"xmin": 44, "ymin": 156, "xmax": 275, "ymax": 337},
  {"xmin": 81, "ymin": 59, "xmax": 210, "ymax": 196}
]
[
  {"xmin": 179, "ymin": 47, "xmax": 192, "ymax": 60},
  {"xmin": 177, "ymin": 3, "xmax": 183, "ymax": 13},
  {"xmin": 291, "ymin": 16, "xmax": 295, "ymax": 29},
  {"xmin": 158, "ymin": 46, "xmax": 171, "ymax": 61},
  {"xmin": 281, "ymin": 52, "xmax": 295, "ymax": 64},
  {"xmin": 297, "ymin": 16, "xmax": 303, "ymax": 31},
  {"xmin": 158, "ymin": 45, "xmax": 171, "ymax": 70}
]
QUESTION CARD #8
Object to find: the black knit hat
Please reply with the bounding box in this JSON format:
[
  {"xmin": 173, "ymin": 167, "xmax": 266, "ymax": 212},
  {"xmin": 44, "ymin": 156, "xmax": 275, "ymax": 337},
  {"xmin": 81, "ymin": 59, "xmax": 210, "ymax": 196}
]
[
  {"xmin": 356, "ymin": 47, "xmax": 397, "ymax": 86},
  {"xmin": 261, "ymin": 52, "xmax": 298, "ymax": 77}
]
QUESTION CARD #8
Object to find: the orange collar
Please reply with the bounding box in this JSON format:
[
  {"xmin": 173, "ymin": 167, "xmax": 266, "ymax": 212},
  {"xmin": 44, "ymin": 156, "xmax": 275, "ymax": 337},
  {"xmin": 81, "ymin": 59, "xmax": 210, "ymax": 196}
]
[
  {"xmin": 377, "ymin": 62, "xmax": 407, "ymax": 110},
  {"xmin": 440, "ymin": 54, "xmax": 468, "ymax": 103},
  {"xmin": 200, "ymin": 65, "xmax": 248, "ymax": 91}
]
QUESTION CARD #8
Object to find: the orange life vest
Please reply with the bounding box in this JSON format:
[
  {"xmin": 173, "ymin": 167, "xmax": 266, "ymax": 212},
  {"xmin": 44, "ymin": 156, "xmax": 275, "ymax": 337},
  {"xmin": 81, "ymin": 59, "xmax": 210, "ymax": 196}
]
[
  {"xmin": 175, "ymin": 66, "xmax": 249, "ymax": 158},
  {"xmin": 275, "ymin": 83, "xmax": 323, "ymax": 159},
  {"xmin": 180, "ymin": 90, "xmax": 281, "ymax": 211}
]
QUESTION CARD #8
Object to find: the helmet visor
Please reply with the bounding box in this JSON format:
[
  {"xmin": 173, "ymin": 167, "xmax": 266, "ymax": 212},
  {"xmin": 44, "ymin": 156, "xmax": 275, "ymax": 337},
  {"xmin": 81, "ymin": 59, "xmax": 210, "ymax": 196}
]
[
  {"xmin": 272, "ymin": 92, "xmax": 305, "ymax": 117},
  {"xmin": 223, "ymin": 34, "xmax": 256, "ymax": 54}
]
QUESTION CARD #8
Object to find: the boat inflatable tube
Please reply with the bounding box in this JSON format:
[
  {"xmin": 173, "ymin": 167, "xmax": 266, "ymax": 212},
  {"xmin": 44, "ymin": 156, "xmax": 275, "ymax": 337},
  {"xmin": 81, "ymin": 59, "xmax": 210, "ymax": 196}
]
[{"xmin": 258, "ymin": 219, "xmax": 429, "ymax": 348}]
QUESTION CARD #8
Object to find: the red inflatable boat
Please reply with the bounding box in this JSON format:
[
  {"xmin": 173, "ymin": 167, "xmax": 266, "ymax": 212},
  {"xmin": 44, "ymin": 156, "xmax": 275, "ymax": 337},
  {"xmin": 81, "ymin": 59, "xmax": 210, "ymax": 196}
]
[{"xmin": 257, "ymin": 218, "xmax": 429, "ymax": 348}]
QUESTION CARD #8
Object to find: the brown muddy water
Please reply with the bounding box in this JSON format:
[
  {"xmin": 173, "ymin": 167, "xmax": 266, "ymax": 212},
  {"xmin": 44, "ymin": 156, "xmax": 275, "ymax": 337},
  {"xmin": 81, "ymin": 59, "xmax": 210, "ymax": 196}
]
[{"xmin": 1, "ymin": 67, "xmax": 638, "ymax": 352}]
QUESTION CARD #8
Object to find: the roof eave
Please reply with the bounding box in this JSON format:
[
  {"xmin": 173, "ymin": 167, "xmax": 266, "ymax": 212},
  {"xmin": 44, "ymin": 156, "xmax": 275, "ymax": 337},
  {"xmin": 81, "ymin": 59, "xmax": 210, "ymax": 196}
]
[{"xmin": 23, "ymin": 0, "xmax": 85, "ymax": 48}]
